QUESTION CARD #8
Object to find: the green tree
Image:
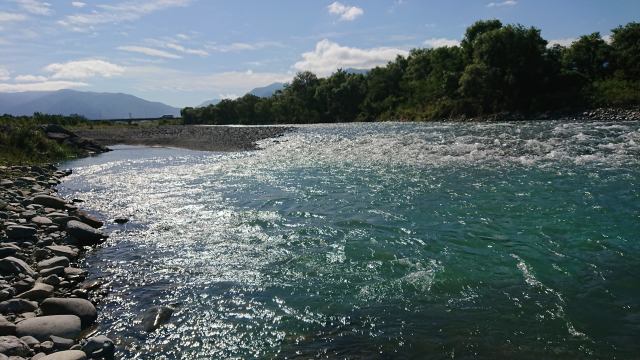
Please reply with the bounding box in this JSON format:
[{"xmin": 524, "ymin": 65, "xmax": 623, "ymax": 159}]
[{"xmin": 562, "ymin": 33, "xmax": 612, "ymax": 81}]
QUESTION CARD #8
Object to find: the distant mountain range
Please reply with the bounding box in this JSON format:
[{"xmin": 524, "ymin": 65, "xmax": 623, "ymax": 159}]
[
  {"xmin": 196, "ymin": 82, "xmax": 286, "ymax": 108},
  {"xmin": 0, "ymin": 90, "xmax": 180, "ymax": 120},
  {"xmin": 248, "ymin": 82, "xmax": 285, "ymax": 97},
  {"xmin": 196, "ymin": 70, "xmax": 370, "ymax": 108}
]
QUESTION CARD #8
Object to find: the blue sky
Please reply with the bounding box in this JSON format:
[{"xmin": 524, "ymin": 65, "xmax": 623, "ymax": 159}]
[{"xmin": 0, "ymin": 0, "xmax": 638, "ymax": 107}]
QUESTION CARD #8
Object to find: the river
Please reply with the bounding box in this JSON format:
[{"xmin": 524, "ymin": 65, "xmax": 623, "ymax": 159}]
[{"xmin": 59, "ymin": 121, "xmax": 640, "ymax": 359}]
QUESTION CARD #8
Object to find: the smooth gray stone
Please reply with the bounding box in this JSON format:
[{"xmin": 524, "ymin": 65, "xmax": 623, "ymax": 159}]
[
  {"xmin": 37, "ymin": 257, "xmax": 70, "ymax": 270},
  {"xmin": 65, "ymin": 221, "xmax": 105, "ymax": 245},
  {"xmin": 31, "ymin": 217, "xmax": 53, "ymax": 226},
  {"xmin": 49, "ymin": 335, "xmax": 74, "ymax": 350},
  {"xmin": 0, "ymin": 257, "xmax": 36, "ymax": 278},
  {"xmin": 39, "ymin": 350, "xmax": 86, "ymax": 360},
  {"xmin": 0, "ymin": 315, "xmax": 16, "ymax": 336},
  {"xmin": 31, "ymin": 196, "xmax": 66, "ymax": 210},
  {"xmin": 19, "ymin": 335, "xmax": 39, "ymax": 347},
  {"xmin": 75, "ymin": 213, "xmax": 103, "ymax": 229},
  {"xmin": 15, "ymin": 315, "xmax": 81, "ymax": 341},
  {"xmin": 40, "ymin": 299, "xmax": 97, "ymax": 328},
  {"xmin": 12, "ymin": 278, "xmax": 35, "ymax": 294},
  {"xmin": 41, "ymin": 275, "xmax": 61, "ymax": 286},
  {"xmin": 63, "ymin": 268, "xmax": 85, "ymax": 278},
  {"xmin": 82, "ymin": 335, "xmax": 114, "ymax": 357},
  {"xmin": 51, "ymin": 216, "xmax": 79, "ymax": 227},
  {"xmin": 0, "ymin": 335, "xmax": 32, "ymax": 357},
  {"xmin": 16, "ymin": 283, "xmax": 54, "ymax": 302},
  {"xmin": 38, "ymin": 266, "xmax": 65, "ymax": 277},
  {"xmin": 44, "ymin": 246, "xmax": 78, "ymax": 259},
  {"xmin": 0, "ymin": 299, "xmax": 38, "ymax": 314},
  {"xmin": 142, "ymin": 306, "xmax": 174, "ymax": 332},
  {"xmin": 5, "ymin": 226, "xmax": 36, "ymax": 240}
]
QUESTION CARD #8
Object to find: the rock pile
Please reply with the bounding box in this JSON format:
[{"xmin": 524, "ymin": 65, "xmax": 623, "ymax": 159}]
[{"xmin": 0, "ymin": 165, "xmax": 114, "ymax": 360}]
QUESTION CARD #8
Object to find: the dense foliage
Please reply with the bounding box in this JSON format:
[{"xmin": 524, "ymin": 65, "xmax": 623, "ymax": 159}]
[
  {"xmin": 0, "ymin": 114, "xmax": 89, "ymax": 164},
  {"xmin": 182, "ymin": 21, "xmax": 640, "ymax": 124}
]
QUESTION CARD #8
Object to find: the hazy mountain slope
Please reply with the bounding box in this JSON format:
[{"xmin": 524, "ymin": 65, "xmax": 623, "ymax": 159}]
[
  {"xmin": 0, "ymin": 90, "xmax": 180, "ymax": 119},
  {"xmin": 248, "ymin": 82, "xmax": 285, "ymax": 97}
]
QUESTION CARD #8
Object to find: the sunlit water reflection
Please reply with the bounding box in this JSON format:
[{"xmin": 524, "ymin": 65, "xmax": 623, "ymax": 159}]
[{"xmin": 59, "ymin": 121, "xmax": 640, "ymax": 359}]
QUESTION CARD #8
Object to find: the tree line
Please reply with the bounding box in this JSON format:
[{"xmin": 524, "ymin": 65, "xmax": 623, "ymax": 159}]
[{"xmin": 182, "ymin": 20, "xmax": 640, "ymax": 124}]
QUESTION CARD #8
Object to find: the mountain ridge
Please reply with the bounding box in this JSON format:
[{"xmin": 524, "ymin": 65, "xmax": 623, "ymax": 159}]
[{"xmin": 0, "ymin": 89, "xmax": 180, "ymax": 120}]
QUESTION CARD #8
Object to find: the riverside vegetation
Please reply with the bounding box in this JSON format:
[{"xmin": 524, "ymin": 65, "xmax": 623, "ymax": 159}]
[
  {"xmin": 0, "ymin": 114, "xmax": 109, "ymax": 166},
  {"xmin": 182, "ymin": 20, "xmax": 640, "ymax": 124}
]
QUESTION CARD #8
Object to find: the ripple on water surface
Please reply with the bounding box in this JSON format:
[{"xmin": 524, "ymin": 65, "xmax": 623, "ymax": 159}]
[{"xmin": 58, "ymin": 121, "xmax": 640, "ymax": 359}]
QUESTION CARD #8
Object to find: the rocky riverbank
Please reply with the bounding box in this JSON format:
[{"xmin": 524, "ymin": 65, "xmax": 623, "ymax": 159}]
[
  {"xmin": 451, "ymin": 106, "xmax": 640, "ymax": 122},
  {"xmin": 72, "ymin": 125, "xmax": 291, "ymax": 152},
  {"xmin": 0, "ymin": 165, "xmax": 114, "ymax": 360}
]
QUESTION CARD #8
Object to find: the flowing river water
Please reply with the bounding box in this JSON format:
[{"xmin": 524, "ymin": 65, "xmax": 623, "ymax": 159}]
[{"xmin": 58, "ymin": 121, "xmax": 639, "ymax": 359}]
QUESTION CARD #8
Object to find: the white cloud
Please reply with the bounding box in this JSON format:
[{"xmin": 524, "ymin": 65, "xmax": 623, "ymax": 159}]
[
  {"xmin": 14, "ymin": 74, "xmax": 48, "ymax": 82},
  {"xmin": 124, "ymin": 66, "xmax": 291, "ymax": 95},
  {"xmin": 327, "ymin": 2, "xmax": 364, "ymax": 21},
  {"xmin": 0, "ymin": 67, "xmax": 10, "ymax": 81},
  {"xmin": 0, "ymin": 80, "xmax": 87, "ymax": 92},
  {"xmin": 218, "ymin": 93, "xmax": 239, "ymax": 100},
  {"xmin": 59, "ymin": 0, "xmax": 191, "ymax": 30},
  {"xmin": 118, "ymin": 46, "xmax": 182, "ymax": 59},
  {"xmin": 487, "ymin": 0, "xmax": 517, "ymax": 7},
  {"xmin": 14, "ymin": 0, "xmax": 53, "ymax": 16},
  {"xmin": 44, "ymin": 59, "xmax": 125, "ymax": 79},
  {"xmin": 424, "ymin": 38, "xmax": 460, "ymax": 48},
  {"xmin": 0, "ymin": 12, "xmax": 28, "ymax": 22},
  {"xmin": 547, "ymin": 38, "xmax": 576, "ymax": 47},
  {"xmin": 165, "ymin": 43, "xmax": 208, "ymax": 57},
  {"xmin": 294, "ymin": 39, "xmax": 408, "ymax": 76},
  {"xmin": 71, "ymin": 1, "xmax": 86, "ymax": 8},
  {"xmin": 205, "ymin": 41, "xmax": 283, "ymax": 53}
]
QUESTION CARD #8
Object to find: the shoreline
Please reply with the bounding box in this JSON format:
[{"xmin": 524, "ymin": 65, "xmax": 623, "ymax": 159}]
[
  {"xmin": 72, "ymin": 125, "xmax": 292, "ymax": 152},
  {"xmin": 0, "ymin": 165, "xmax": 115, "ymax": 359}
]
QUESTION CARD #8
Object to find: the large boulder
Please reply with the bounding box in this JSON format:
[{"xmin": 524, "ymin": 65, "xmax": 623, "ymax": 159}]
[
  {"xmin": 0, "ymin": 299, "xmax": 38, "ymax": 314},
  {"xmin": 0, "ymin": 257, "xmax": 36, "ymax": 277},
  {"xmin": 142, "ymin": 305, "xmax": 174, "ymax": 332},
  {"xmin": 40, "ymin": 350, "xmax": 87, "ymax": 360},
  {"xmin": 65, "ymin": 221, "xmax": 105, "ymax": 245},
  {"xmin": 40, "ymin": 298, "xmax": 97, "ymax": 328},
  {"xmin": 0, "ymin": 335, "xmax": 32, "ymax": 357},
  {"xmin": 5, "ymin": 225, "xmax": 37, "ymax": 240},
  {"xmin": 15, "ymin": 315, "xmax": 81, "ymax": 341},
  {"xmin": 16, "ymin": 283, "xmax": 54, "ymax": 302},
  {"xmin": 31, "ymin": 195, "xmax": 67, "ymax": 210}
]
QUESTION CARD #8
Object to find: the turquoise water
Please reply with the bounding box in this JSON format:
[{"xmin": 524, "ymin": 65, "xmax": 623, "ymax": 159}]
[{"xmin": 59, "ymin": 121, "xmax": 640, "ymax": 359}]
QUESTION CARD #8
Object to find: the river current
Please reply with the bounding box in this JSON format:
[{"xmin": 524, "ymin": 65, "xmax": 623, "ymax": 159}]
[{"xmin": 58, "ymin": 121, "xmax": 640, "ymax": 359}]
